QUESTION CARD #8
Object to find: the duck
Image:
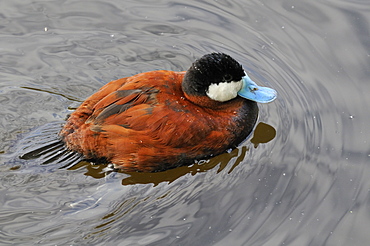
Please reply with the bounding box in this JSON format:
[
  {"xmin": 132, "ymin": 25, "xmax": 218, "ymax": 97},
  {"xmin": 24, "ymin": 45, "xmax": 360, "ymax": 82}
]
[{"xmin": 59, "ymin": 53, "xmax": 276, "ymax": 172}]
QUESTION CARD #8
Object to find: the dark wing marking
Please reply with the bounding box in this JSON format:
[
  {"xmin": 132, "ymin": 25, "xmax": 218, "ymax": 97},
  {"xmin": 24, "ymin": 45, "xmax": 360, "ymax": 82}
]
[{"xmin": 88, "ymin": 89, "xmax": 157, "ymax": 124}]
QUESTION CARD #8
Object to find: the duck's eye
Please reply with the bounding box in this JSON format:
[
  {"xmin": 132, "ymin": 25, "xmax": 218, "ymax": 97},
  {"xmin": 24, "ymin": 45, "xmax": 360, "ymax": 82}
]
[{"xmin": 223, "ymin": 74, "xmax": 232, "ymax": 82}]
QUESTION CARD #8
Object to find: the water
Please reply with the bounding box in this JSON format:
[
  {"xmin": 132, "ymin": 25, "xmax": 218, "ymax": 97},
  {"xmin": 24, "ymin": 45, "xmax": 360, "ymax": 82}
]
[{"xmin": 1, "ymin": 0, "xmax": 369, "ymax": 245}]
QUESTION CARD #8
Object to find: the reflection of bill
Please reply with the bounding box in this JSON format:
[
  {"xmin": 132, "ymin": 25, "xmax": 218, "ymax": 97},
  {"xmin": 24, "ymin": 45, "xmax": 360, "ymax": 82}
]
[{"xmin": 251, "ymin": 122, "xmax": 276, "ymax": 148}]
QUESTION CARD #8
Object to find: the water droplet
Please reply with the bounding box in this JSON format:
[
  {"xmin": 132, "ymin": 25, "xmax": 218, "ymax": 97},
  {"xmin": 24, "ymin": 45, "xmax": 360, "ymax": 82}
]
[{"xmin": 44, "ymin": 27, "xmax": 48, "ymax": 32}]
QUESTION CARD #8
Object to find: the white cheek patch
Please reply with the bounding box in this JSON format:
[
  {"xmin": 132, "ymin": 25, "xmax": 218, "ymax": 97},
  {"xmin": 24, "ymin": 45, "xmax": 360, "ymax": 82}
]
[{"xmin": 206, "ymin": 80, "xmax": 243, "ymax": 102}]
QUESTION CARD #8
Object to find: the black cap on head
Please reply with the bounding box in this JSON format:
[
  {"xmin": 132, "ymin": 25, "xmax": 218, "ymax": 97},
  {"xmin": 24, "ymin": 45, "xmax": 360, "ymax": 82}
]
[{"xmin": 182, "ymin": 53, "xmax": 245, "ymax": 96}]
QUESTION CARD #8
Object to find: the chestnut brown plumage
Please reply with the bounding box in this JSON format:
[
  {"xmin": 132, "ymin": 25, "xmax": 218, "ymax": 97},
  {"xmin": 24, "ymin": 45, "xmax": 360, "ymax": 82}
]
[{"xmin": 60, "ymin": 53, "xmax": 267, "ymax": 172}]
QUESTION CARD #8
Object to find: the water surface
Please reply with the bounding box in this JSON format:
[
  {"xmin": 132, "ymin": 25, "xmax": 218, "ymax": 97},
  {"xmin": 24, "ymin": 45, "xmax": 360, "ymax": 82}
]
[{"xmin": 0, "ymin": 0, "xmax": 369, "ymax": 245}]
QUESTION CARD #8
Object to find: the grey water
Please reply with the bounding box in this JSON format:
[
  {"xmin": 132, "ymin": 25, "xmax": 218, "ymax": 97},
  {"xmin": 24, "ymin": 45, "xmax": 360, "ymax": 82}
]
[{"xmin": 0, "ymin": 0, "xmax": 369, "ymax": 245}]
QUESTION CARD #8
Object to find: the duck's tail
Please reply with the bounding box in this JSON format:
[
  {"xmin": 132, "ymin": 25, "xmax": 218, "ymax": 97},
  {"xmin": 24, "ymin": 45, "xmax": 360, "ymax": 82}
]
[{"xmin": 16, "ymin": 121, "xmax": 83, "ymax": 170}]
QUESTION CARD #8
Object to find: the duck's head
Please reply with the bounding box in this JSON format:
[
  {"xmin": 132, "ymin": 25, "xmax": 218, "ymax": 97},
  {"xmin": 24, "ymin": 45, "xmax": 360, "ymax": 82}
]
[{"xmin": 182, "ymin": 53, "xmax": 277, "ymax": 106}]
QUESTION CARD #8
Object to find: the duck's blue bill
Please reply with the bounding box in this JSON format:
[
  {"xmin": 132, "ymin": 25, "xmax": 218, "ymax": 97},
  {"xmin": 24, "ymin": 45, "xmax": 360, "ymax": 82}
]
[{"xmin": 238, "ymin": 74, "xmax": 277, "ymax": 103}]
